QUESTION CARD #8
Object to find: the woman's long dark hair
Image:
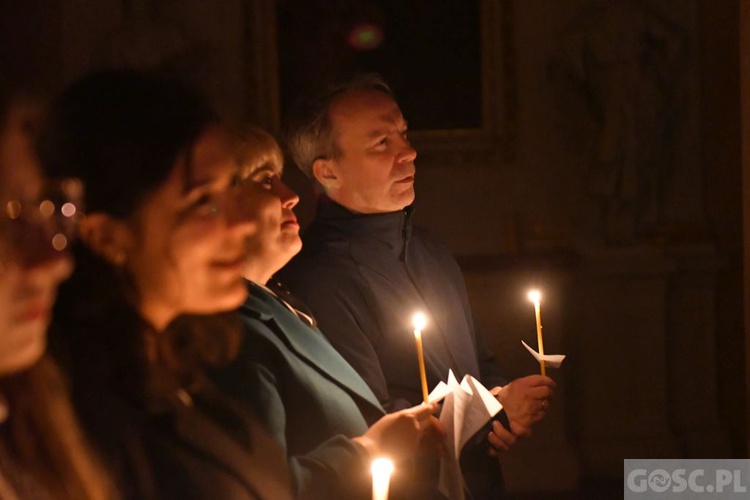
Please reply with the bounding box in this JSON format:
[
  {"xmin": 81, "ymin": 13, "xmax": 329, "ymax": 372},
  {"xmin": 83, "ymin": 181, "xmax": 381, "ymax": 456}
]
[{"xmin": 42, "ymin": 70, "xmax": 238, "ymax": 408}]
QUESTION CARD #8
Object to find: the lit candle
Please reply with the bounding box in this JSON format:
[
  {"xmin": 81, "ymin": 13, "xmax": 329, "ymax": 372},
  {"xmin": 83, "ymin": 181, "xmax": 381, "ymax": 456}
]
[
  {"xmin": 371, "ymin": 457, "xmax": 394, "ymax": 500},
  {"xmin": 527, "ymin": 290, "xmax": 546, "ymax": 376},
  {"xmin": 412, "ymin": 312, "xmax": 429, "ymax": 403}
]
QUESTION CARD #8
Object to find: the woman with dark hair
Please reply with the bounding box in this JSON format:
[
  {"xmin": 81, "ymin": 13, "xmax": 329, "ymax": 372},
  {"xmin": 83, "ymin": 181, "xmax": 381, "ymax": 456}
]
[
  {"xmin": 43, "ymin": 70, "xmax": 292, "ymax": 499},
  {"xmin": 0, "ymin": 84, "xmax": 110, "ymax": 499}
]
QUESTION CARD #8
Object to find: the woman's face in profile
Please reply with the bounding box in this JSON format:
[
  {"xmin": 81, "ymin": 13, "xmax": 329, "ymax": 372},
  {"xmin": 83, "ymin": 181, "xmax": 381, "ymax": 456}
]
[
  {"xmin": 122, "ymin": 125, "xmax": 258, "ymax": 330},
  {"xmin": 239, "ymin": 148, "xmax": 301, "ymax": 283},
  {"xmin": 0, "ymin": 101, "xmax": 74, "ymax": 376}
]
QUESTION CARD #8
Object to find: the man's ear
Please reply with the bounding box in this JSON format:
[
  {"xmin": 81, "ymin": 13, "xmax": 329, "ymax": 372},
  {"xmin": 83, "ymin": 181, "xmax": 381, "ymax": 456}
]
[
  {"xmin": 78, "ymin": 213, "xmax": 133, "ymax": 266},
  {"xmin": 312, "ymin": 158, "xmax": 338, "ymax": 189}
]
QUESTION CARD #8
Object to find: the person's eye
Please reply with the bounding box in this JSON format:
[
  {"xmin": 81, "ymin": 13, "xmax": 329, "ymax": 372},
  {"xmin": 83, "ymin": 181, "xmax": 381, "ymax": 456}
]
[
  {"xmin": 250, "ymin": 171, "xmax": 275, "ymax": 189},
  {"xmin": 191, "ymin": 193, "xmax": 221, "ymax": 216}
]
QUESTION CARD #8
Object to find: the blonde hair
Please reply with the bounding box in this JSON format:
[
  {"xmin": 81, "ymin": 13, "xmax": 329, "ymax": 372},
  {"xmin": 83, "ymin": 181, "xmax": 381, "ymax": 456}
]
[{"xmin": 237, "ymin": 127, "xmax": 283, "ymax": 174}]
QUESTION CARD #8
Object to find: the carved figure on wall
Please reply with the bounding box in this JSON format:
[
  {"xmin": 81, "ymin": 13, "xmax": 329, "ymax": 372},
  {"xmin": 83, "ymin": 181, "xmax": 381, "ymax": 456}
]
[{"xmin": 553, "ymin": 0, "xmax": 689, "ymax": 244}]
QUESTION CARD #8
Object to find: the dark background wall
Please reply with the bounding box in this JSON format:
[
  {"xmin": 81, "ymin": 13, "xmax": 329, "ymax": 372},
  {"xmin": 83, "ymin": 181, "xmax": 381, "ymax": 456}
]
[{"xmin": 2, "ymin": 0, "xmax": 746, "ymax": 497}]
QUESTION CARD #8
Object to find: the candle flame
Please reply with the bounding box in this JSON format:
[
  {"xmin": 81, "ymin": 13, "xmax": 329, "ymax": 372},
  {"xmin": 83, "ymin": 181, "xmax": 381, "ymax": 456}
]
[
  {"xmin": 371, "ymin": 457, "xmax": 394, "ymax": 476},
  {"xmin": 412, "ymin": 312, "xmax": 427, "ymax": 331},
  {"xmin": 527, "ymin": 290, "xmax": 541, "ymax": 304}
]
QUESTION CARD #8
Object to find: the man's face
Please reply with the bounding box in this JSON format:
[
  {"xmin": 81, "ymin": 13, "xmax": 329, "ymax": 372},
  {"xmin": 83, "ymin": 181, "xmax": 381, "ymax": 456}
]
[{"xmin": 320, "ymin": 90, "xmax": 417, "ymax": 214}]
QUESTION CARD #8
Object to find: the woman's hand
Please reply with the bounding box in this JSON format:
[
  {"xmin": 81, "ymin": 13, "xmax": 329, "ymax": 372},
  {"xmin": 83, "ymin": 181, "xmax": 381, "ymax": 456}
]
[{"xmin": 353, "ymin": 402, "xmax": 444, "ymax": 461}]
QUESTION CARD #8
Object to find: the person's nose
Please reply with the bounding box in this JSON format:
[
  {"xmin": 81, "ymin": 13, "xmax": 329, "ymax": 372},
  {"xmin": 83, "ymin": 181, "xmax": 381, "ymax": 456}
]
[
  {"xmin": 397, "ymin": 137, "xmax": 417, "ymax": 164},
  {"xmin": 22, "ymin": 245, "xmax": 74, "ymax": 285},
  {"xmin": 274, "ymin": 178, "xmax": 299, "ymax": 210}
]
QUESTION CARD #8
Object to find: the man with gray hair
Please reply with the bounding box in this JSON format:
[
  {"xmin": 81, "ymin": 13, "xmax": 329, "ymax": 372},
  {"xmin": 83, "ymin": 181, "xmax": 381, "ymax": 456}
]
[{"xmin": 279, "ymin": 74, "xmax": 555, "ymax": 499}]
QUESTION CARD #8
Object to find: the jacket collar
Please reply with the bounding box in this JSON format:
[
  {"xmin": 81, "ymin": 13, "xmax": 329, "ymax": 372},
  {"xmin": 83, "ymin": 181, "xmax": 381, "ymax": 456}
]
[
  {"xmin": 242, "ymin": 281, "xmax": 385, "ymax": 415},
  {"xmin": 310, "ymin": 195, "xmax": 414, "ymax": 256}
]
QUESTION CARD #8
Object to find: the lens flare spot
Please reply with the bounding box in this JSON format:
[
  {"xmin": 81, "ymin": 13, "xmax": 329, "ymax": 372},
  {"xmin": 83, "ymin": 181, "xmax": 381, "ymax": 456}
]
[
  {"xmin": 61, "ymin": 178, "xmax": 84, "ymax": 199},
  {"xmin": 61, "ymin": 202, "xmax": 77, "ymax": 217},
  {"xmin": 52, "ymin": 233, "xmax": 68, "ymax": 251},
  {"xmin": 39, "ymin": 200, "xmax": 55, "ymax": 218},
  {"xmin": 6, "ymin": 200, "xmax": 22, "ymax": 219},
  {"xmin": 348, "ymin": 23, "xmax": 384, "ymax": 50}
]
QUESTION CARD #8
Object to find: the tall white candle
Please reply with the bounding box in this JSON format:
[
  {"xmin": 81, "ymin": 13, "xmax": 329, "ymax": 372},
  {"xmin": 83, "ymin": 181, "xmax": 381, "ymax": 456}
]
[
  {"xmin": 528, "ymin": 290, "xmax": 546, "ymax": 376},
  {"xmin": 412, "ymin": 312, "xmax": 429, "ymax": 403}
]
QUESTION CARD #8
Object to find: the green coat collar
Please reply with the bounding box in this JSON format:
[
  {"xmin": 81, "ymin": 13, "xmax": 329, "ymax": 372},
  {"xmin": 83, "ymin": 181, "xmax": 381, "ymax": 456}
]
[{"xmin": 242, "ymin": 281, "xmax": 384, "ymax": 414}]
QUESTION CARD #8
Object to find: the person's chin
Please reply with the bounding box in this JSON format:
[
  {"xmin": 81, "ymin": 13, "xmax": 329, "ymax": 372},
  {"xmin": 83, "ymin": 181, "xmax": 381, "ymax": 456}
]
[
  {"xmin": 202, "ymin": 280, "xmax": 250, "ymax": 313},
  {"xmin": 223, "ymin": 281, "xmax": 250, "ymax": 309},
  {"xmin": 394, "ymin": 186, "xmax": 416, "ymax": 207},
  {"xmin": 280, "ymin": 234, "xmax": 303, "ymax": 256},
  {"xmin": 0, "ymin": 332, "xmax": 46, "ymax": 376}
]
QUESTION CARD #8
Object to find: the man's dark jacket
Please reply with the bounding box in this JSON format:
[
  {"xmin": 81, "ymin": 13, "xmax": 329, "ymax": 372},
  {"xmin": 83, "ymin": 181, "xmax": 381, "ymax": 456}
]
[
  {"xmin": 280, "ymin": 196, "xmax": 507, "ymax": 409},
  {"xmin": 279, "ymin": 196, "xmax": 509, "ymax": 498}
]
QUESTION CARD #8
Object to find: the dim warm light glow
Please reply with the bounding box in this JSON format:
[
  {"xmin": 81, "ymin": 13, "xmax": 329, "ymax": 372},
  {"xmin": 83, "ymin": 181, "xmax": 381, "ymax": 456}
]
[
  {"xmin": 527, "ymin": 290, "xmax": 541, "ymax": 304},
  {"xmin": 412, "ymin": 312, "xmax": 427, "ymax": 332}
]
